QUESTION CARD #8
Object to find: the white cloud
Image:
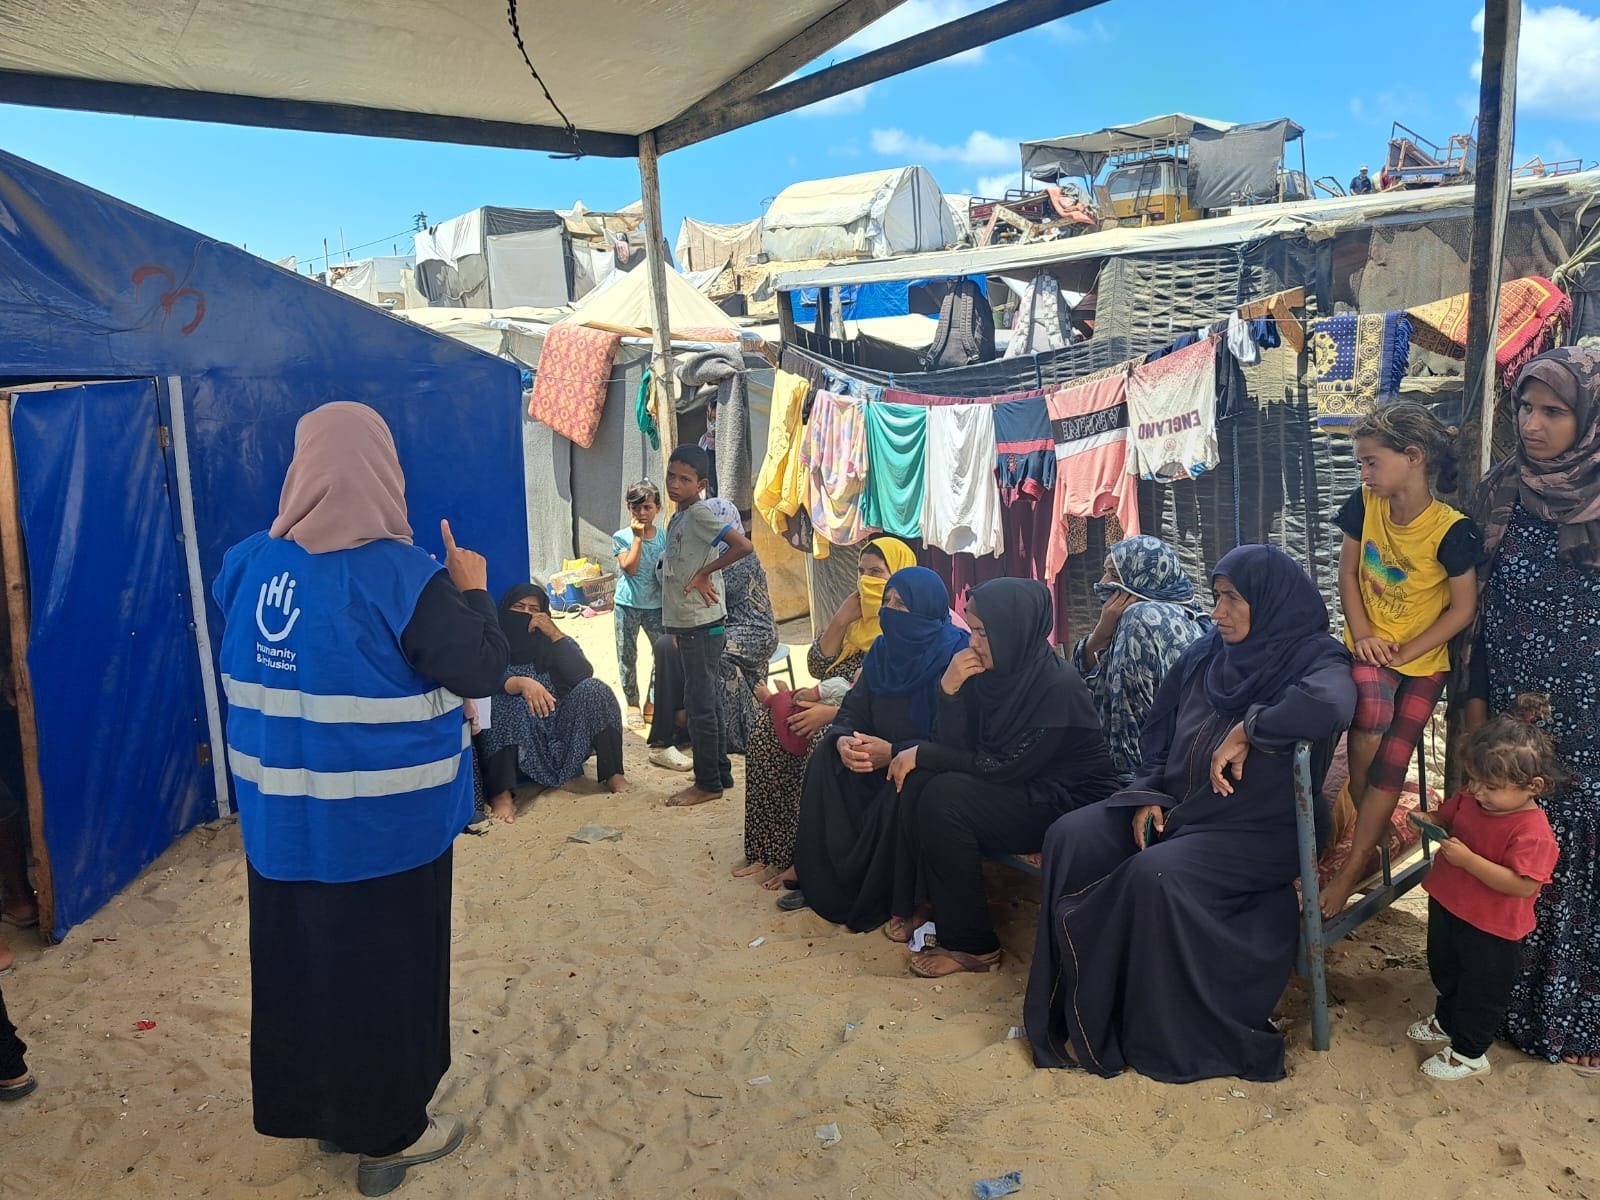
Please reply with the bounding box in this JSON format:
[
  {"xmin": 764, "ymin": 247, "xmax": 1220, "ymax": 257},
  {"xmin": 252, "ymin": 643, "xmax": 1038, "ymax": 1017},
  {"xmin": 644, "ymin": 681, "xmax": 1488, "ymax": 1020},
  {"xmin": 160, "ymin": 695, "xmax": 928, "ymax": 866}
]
[
  {"xmin": 1471, "ymin": 5, "xmax": 1600, "ymax": 115},
  {"xmin": 1044, "ymin": 15, "xmax": 1116, "ymax": 43},
  {"xmin": 840, "ymin": 0, "xmax": 989, "ymax": 64},
  {"xmin": 869, "ymin": 128, "xmax": 1016, "ymax": 168},
  {"xmin": 793, "ymin": 85, "xmax": 875, "ymax": 118},
  {"xmin": 1348, "ymin": 96, "xmax": 1366, "ymax": 119},
  {"xmin": 975, "ymin": 172, "xmax": 1020, "ymax": 198}
]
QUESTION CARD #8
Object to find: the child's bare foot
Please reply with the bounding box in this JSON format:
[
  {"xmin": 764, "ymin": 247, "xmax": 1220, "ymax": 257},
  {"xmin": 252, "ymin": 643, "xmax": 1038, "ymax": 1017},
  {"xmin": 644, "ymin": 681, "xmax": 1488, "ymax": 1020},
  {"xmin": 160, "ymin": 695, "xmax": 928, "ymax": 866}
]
[
  {"xmin": 732, "ymin": 859, "xmax": 767, "ymax": 878},
  {"xmin": 0, "ymin": 936, "xmax": 13, "ymax": 974},
  {"xmin": 770, "ymin": 679, "xmax": 790, "ymax": 694},
  {"xmin": 606, "ymin": 774, "xmax": 632, "ymax": 793},
  {"xmin": 489, "ymin": 792, "xmax": 517, "ymax": 824},
  {"xmin": 753, "ymin": 683, "xmax": 772, "ymax": 703},
  {"xmin": 761, "ymin": 865, "xmax": 798, "ymax": 891},
  {"xmin": 666, "ymin": 786, "xmax": 722, "ymax": 807}
]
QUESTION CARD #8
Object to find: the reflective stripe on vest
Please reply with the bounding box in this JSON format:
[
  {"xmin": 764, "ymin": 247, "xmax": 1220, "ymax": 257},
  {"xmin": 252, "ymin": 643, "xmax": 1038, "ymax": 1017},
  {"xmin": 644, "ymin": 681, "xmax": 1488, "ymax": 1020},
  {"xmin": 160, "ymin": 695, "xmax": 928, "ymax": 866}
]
[
  {"xmin": 228, "ymin": 723, "xmax": 472, "ymax": 799},
  {"xmin": 222, "ymin": 675, "xmax": 463, "ymax": 725}
]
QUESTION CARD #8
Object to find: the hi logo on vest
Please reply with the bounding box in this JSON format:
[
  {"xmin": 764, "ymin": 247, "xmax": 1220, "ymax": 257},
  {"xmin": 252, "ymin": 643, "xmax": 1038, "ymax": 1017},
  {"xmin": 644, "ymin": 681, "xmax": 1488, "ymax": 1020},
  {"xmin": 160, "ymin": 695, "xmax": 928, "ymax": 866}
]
[{"xmin": 254, "ymin": 572, "xmax": 302, "ymax": 673}]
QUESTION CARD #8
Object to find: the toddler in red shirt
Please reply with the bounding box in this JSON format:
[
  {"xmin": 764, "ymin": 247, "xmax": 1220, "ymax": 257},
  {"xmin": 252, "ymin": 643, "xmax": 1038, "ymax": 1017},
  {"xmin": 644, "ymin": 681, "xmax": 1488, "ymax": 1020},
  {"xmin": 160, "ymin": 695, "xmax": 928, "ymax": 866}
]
[{"xmin": 1409, "ymin": 695, "xmax": 1562, "ymax": 1080}]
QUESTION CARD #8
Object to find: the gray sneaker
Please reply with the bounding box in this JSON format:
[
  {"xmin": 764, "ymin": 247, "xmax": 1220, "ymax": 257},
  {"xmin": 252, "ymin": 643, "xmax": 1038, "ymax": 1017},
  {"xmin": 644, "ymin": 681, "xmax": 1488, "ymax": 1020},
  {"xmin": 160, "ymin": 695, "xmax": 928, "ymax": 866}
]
[{"xmin": 357, "ymin": 1114, "xmax": 465, "ymax": 1196}]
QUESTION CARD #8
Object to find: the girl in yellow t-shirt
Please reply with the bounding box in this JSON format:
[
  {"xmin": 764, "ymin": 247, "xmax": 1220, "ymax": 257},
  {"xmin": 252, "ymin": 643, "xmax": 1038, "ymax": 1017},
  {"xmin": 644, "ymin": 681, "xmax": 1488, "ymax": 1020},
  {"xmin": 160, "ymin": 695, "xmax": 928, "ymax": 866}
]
[{"xmin": 1321, "ymin": 403, "xmax": 1484, "ymax": 919}]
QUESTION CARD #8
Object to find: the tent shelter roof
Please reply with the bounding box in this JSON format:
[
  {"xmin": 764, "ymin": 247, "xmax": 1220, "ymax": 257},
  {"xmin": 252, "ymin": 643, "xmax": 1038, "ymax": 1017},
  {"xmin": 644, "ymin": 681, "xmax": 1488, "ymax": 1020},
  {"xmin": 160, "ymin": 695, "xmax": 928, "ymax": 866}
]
[
  {"xmin": 0, "ymin": 0, "xmax": 854, "ymax": 151},
  {"xmin": 560, "ymin": 267, "xmax": 739, "ymax": 339},
  {"xmin": 772, "ymin": 170, "xmax": 1600, "ymax": 291},
  {"xmin": 0, "ymin": 1, "xmax": 1113, "ymax": 155},
  {"xmin": 1021, "ymin": 113, "xmax": 1240, "ymax": 179}
]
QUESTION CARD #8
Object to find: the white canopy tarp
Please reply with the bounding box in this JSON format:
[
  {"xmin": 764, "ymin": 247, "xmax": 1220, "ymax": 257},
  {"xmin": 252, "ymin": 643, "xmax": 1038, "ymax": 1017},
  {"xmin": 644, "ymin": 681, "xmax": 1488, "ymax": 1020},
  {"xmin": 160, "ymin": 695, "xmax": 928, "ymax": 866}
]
[
  {"xmin": 0, "ymin": 0, "xmax": 857, "ymax": 140},
  {"xmin": 326, "ymin": 255, "xmax": 414, "ymax": 305},
  {"xmin": 762, "ymin": 166, "xmax": 961, "ymax": 263}
]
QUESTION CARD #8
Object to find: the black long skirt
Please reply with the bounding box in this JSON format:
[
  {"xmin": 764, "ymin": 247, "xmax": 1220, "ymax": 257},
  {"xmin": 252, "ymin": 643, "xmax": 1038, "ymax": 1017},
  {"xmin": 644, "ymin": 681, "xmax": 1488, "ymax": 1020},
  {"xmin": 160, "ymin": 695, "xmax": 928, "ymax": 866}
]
[
  {"xmin": 1022, "ymin": 802, "xmax": 1298, "ymax": 1084},
  {"xmin": 248, "ymin": 848, "xmax": 453, "ymax": 1156}
]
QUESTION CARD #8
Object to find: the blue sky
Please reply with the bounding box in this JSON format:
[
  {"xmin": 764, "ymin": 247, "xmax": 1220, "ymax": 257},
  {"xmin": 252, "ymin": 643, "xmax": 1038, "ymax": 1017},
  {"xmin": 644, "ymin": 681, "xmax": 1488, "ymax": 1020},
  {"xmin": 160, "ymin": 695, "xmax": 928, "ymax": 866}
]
[{"xmin": 2, "ymin": 1, "xmax": 1597, "ymax": 273}]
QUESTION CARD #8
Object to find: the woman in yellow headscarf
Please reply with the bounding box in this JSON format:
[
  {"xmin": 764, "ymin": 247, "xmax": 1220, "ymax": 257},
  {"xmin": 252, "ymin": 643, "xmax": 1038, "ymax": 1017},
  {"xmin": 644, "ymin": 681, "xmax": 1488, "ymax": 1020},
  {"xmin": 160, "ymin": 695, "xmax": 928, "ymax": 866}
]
[{"xmin": 735, "ymin": 537, "xmax": 916, "ymax": 887}]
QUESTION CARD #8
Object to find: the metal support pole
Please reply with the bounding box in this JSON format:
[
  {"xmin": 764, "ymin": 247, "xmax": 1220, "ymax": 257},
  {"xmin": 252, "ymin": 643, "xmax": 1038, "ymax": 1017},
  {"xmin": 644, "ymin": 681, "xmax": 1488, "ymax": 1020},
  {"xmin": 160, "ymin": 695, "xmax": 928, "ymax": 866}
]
[
  {"xmin": 1461, "ymin": 0, "xmax": 1521, "ymax": 488},
  {"xmin": 637, "ymin": 130, "xmax": 678, "ymax": 478}
]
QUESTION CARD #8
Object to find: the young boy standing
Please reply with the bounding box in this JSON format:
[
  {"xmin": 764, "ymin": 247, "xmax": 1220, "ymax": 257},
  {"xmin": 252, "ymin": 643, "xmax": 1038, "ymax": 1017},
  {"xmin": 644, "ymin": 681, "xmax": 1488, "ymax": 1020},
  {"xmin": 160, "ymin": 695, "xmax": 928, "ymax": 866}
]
[
  {"xmin": 659, "ymin": 446, "xmax": 752, "ymax": 807},
  {"xmin": 613, "ymin": 479, "xmax": 666, "ymax": 727}
]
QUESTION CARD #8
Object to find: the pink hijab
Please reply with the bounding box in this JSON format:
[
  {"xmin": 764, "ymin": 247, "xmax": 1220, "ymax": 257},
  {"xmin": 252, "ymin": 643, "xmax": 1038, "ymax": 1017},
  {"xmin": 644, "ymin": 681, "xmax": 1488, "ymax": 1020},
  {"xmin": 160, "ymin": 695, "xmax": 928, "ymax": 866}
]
[{"xmin": 270, "ymin": 402, "xmax": 413, "ymax": 553}]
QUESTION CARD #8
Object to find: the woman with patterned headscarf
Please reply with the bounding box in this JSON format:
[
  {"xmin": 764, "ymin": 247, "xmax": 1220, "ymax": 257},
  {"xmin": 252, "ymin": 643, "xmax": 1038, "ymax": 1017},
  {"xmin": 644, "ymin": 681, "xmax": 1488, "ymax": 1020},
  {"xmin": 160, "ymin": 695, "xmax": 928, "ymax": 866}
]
[
  {"xmin": 1461, "ymin": 346, "xmax": 1600, "ymax": 1074},
  {"xmin": 1073, "ymin": 536, "xmax": 1212, "ymax": 780}
]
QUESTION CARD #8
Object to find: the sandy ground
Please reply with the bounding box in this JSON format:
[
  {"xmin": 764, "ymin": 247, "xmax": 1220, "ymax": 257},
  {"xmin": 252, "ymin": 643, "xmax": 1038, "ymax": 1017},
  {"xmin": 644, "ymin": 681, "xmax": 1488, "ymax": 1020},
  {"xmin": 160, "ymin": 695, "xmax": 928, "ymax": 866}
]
[{"xmin": 3, "ymin": 611, "xmax": 1597, "ymax": 1200}]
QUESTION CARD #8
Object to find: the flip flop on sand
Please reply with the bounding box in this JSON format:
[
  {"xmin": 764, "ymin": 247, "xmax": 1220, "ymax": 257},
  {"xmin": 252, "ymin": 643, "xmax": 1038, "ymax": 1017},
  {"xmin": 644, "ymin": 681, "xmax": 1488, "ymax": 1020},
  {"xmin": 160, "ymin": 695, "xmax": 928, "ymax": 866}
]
[
  {"xmin": 0, "ymin": 1074, "xmax": 37, "ymax": 1101},
  {"xmin": 0, "ymin": 913, "xmax": 37, "ymax": 929}
]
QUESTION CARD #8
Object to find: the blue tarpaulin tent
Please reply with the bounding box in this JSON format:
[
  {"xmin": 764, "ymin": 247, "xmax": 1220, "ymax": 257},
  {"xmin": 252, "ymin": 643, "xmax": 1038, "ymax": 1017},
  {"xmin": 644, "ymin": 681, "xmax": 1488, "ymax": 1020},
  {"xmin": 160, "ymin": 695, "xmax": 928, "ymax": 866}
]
[
  {"xmin": 0, "ymin": 149, "xmax": 526, "ymax": 941},
  {"xmin": 789, "ymin": 276, "xmax": 987, "ymax": 324}
]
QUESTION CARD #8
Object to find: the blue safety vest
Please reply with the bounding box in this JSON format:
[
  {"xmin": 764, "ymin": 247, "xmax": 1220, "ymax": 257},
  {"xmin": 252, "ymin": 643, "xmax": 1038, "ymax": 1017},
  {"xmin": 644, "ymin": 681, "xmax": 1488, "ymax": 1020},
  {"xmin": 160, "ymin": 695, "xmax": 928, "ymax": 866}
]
[{"xmin": 213, "ymin": 532, "xmax": 472, "ymax": 883}]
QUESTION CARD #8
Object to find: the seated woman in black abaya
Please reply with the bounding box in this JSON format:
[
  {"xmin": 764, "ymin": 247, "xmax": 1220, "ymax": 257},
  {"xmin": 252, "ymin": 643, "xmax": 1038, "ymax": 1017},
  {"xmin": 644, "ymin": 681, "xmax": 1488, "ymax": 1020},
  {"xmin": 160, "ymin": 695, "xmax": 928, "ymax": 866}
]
[
  {"xmin": 892, "ymin": 578, "xmax": 1122, "ymax": 978},
  {"xmin": 1023, "ymin": 544, "xmax": 1356, "ymax": 1084},
  {"xmin": 783, "ymin": 567, "xmax": 968, "ymax": 926}
]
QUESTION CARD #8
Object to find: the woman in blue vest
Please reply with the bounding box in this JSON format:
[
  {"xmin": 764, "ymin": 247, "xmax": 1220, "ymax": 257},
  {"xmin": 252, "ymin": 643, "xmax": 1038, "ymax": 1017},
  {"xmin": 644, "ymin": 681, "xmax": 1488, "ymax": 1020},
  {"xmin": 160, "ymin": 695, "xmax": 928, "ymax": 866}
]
[{"xmin": 214, "ymin": 403, "xmax": 508, "ymax": 1197}]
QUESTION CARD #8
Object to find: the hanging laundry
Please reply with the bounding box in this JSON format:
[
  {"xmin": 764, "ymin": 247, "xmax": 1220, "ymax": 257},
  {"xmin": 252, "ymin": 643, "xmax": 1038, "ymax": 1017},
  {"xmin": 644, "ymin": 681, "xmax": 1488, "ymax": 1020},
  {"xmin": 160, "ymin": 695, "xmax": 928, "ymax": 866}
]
[
  {"xmin": 1126, "ymin": 336, "xmax": 1221, "ymax": 481},
  {"xmin": 1237, "ymin": 286, "xmax": 1307, "ymax": 352},
  {"xmin": 861, "ymin": 401, "xmax": 928, "ymax": 539},
  {"xmin": 526, "ymin": 324, "xmax": 622, "ymax": 449},
  {"xmin": 1003, "ymin": 274, "xmax": 1075, "ymax": 359},
  {"xmin": 1406, "ymin": 275, "xmax": 1571, "ymax": 389},
  {"xmin": 1045, "ymin": 373, "xmax": 1141, "ymax": 580},
  {"xmin": 1226, "ymin": 312, "xmax": 1260, "ymax": 364},
  {"xmin": 754, "ymin": 370, "xmax": 812, "ymax": 538},
  {"xmin": 801, "ymin": 391, "xmax": 876, "ymax": 556},
  {"xmin": 992, "ymin": 393, "xmax": 1056, "ymax": 505},
  {"xmin": 921, "ymin": 404, "xmax": 1004, "ymax": 557},
  {"xmin": 1308, "ymin": 312, "xmax": 1411, "ymax": 430}
]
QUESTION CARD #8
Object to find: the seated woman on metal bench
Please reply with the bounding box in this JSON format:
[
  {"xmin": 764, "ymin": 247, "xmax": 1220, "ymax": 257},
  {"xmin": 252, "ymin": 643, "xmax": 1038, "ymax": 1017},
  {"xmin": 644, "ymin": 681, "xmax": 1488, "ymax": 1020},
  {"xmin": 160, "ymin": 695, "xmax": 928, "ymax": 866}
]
[{"xmin": 1023, "ymin": 545, "xmax": 1355, "ymax": 1083}]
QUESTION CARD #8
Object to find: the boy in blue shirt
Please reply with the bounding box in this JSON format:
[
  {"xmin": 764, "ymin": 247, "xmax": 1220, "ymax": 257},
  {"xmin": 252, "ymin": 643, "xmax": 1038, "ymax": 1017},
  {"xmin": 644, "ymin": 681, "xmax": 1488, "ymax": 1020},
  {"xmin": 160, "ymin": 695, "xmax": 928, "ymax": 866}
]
[
  {"xmin": 612, "ymin": 479, "xmax": 666, "ymax": 727},
  {"xmin": 658, "ymin": 446, "xmax": 752, "ymax": 806}
]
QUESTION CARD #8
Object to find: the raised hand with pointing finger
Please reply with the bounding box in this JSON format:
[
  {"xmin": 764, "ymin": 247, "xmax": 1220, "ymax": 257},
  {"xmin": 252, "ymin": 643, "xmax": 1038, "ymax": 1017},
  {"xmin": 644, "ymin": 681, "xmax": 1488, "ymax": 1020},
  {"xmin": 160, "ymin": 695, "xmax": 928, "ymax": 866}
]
[{"xmin": 440, "ymin": 519, "xmax": 488, "ymax": 594}]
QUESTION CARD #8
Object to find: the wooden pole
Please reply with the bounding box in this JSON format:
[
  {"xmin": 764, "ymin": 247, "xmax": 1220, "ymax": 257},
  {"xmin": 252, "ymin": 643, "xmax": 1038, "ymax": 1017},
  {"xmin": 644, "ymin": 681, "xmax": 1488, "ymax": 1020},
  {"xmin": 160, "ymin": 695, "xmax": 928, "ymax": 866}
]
[
  {"xmin": 637, "ymin": 130, "xmax": 679, "ymax": 479},
  {"xmin": 1460, "ymin": 0, "xmax": 1521, "ymax": 491},
  {"xmin": 1449, "ymin": 0, "xmax": 1520, "ymax": 795},
  {"xmin": 0, "ymin": 394, "xmax": 55, "ymax": 940}
]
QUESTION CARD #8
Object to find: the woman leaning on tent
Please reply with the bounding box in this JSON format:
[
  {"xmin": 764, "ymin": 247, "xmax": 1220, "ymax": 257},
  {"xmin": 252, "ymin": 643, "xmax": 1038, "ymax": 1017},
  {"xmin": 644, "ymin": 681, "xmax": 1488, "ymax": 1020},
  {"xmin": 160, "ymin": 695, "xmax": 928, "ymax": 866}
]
[
  {"xmin": 1458, "ymin": 346, "xmax": 1600, "ymax": 1074},
  {"xmin": 213, "ymin": 403, "xmax": 508, "ymax": 1197}
]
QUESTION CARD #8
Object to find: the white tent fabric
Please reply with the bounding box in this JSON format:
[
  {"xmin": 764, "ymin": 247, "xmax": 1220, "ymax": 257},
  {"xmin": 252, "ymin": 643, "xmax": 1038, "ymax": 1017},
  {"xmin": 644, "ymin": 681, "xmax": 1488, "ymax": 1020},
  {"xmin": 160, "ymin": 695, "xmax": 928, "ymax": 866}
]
[
  {"xmin": 326, "ymin": 255, "xmax": 414, "ymax": 306},
  {"xmin": 762, "ymin": 167, "xmax": 961, "ymax": 263},
  {"xmin": 0, "ymin": 1, "xmax": 854, "ymax": 139},
  {"xmin": 559, "ymin": 266, "xmax": 736, "ymax": 338},
  {"xmin": 396, "ymin": 305, "xmax": 563, "ymax": 354},
  {"xmin": 774, "ymin": 171, "xmax": 1600, "ymax": 290},
  {"xmin": 675, "ymin": 217, "xmax": 764, "ymax": 273}
]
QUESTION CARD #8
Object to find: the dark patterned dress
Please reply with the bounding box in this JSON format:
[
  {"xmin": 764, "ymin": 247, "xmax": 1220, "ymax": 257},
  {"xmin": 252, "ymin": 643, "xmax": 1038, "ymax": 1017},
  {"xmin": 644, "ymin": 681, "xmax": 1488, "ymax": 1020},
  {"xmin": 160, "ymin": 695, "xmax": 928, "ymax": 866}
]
[
  {"xmin": 741, "ymin": 640, "xmax": 865, "ymax": 868},
  {"xmin": 1482, "ymin": 503, "xmax": 1600, "ymax": 1061},
  {"xmin": 479, "ymin": 668, "xmax": 622, "ymax": 789},
  {"xmin": 719, "ymin": 555, "xmax": 779, "ymax": 756},
  {"xmin": 1072, "ymin": 600, "xmax": 1211, "ymax": 780}
]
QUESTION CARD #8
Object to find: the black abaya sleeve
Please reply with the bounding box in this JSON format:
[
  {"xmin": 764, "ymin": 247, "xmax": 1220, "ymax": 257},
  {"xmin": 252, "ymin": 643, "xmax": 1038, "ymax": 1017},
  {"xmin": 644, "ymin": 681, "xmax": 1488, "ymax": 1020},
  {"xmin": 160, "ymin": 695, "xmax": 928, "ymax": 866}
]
[
  {"xmin": 543, "ymin": 636, "xmax": 596, "ymax": 697},
  {"xmin": 400, "ymin": 574, "xmax": 509, "ymax": 698},
  {"xmin": 1242, "ymin": 660, "xmax": 1357, "ymax": 752},
  {"xmin": 826, "ymin": 674, "xmax": 877, "ymax": 740}
]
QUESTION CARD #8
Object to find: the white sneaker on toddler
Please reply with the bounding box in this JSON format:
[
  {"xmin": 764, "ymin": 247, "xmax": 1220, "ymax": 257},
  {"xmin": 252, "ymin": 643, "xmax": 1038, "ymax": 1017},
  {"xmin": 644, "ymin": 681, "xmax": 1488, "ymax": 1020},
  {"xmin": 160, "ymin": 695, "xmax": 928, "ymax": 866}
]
[
  {"xmin": 1406, "ymin": 1014, "xmax": 1450, "ymax": 1044},
  {"xmin": 1421, "ymin": 1047, "xmax": 1491, "ymax": 1080}
]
